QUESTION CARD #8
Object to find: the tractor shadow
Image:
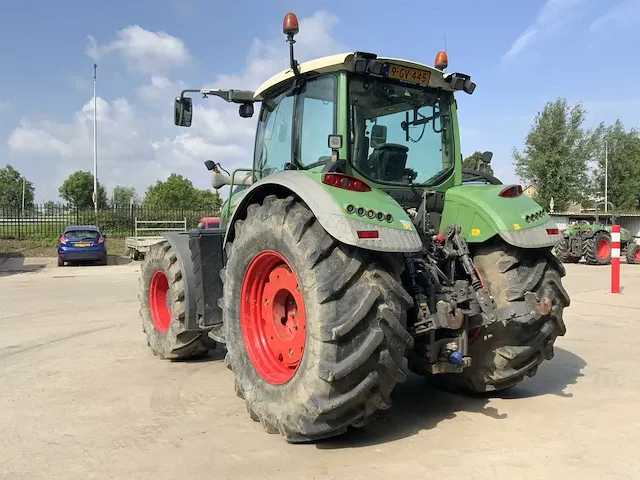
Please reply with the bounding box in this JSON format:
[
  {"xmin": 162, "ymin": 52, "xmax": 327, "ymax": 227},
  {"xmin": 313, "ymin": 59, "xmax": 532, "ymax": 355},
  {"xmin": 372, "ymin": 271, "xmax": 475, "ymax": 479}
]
[
  {"xmin": 0, "ymin": 253, "xmax": 46, "ymax": 278},
  {"xmin": 316, "ymin": 347, "xmax": 586, "ymax": 449}
]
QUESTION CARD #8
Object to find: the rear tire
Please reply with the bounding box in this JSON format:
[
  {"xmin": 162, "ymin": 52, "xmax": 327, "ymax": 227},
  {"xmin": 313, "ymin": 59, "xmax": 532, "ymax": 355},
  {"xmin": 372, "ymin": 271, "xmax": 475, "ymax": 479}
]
[
  {"xmin": 554, "ymin": 239, "xmax": 581, "ymax": 263},
  {"xmin": 139, "ymin": 241, "xmax": 211, "ymax": 360},
  {"xmin": 426, "ymin": 239, "xmax": 569, "ymax": 394},
  {"xmin": 584, "ymin": 231, "xmax": 611, "ymax": 265},
  {"xmin": 57, "ymin": 257, "xmax": 64, "ymax": 267},
  {"xmin": 221, "ymin": 195, "xmax": 413, "ymax": 443},
  {"xmin": 626, "ymin": 242, "xmax": 640, "ymax": 264}
]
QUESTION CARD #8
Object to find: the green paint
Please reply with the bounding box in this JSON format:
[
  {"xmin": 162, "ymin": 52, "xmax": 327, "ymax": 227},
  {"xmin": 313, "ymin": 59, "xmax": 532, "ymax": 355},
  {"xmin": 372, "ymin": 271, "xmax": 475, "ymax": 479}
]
[{"xmin": 440, "ymin": 184, "xmax": 551, "ymax": 242}]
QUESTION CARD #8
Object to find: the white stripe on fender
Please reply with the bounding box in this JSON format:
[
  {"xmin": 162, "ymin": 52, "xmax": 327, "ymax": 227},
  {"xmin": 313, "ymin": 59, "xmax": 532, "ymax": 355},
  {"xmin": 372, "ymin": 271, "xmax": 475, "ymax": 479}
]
[
  {"xmin": 612, "ymin": 247, "xmax": 620, "ymax": 258},
  {"xmin": 612, "ymin": 232, "xmax": 621, "ymax": 242}
]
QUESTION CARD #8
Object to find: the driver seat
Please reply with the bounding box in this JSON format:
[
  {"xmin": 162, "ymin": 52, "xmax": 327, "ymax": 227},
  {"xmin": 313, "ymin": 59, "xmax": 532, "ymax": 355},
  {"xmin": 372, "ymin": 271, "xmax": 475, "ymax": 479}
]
[{"xmin": 368, "ymin": 143, "xmax": 409, "ymax": 182}]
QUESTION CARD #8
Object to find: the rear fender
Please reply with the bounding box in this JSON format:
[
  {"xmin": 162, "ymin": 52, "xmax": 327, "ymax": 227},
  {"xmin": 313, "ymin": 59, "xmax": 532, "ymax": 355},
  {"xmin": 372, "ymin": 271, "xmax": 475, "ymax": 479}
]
[
  {"xmin": 440, "ymin": 184, "xmax": 561, "ymax": 249},
  {"xmin": 223, "ymin": 170, "xmax": 423, "ymax": 253}
]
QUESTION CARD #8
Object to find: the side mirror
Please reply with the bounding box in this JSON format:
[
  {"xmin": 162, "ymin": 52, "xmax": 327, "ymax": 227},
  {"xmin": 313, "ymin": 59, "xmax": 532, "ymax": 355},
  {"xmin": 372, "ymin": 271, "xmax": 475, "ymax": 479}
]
[
  {"xmin": 239, "ymin": 103, "xmax": 254, "ymax": 118},
  {"xmin": 481, "ymin": 151, "xmax": 493, "ymax": 164},
  {"xmin": 174, "ymin": 96, "xmax": 193, "ymax": 127},
  {"xmin": 371, "ymin": 124, "xmax": 387, "ymax": 148}
]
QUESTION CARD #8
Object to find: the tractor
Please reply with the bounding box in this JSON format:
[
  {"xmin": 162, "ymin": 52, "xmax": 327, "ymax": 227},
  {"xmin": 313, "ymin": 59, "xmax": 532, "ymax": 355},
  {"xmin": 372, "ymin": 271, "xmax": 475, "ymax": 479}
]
[
  {"xmin": 555, "ymin": 201, "xmax": 640, "ymax": 265},
  {"xmin": 138, "ymin": 12, "xmax": 570, "ymax": 443}
]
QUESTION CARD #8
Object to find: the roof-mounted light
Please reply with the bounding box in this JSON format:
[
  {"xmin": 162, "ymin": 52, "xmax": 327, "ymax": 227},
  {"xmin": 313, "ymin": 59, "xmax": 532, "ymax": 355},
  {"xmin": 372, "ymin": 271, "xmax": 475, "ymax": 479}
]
[
  {"xmin": 282, "ymin": 12, "xmax": 299, "ymax": 36},
  {"xmin": 434, "ymin": 50, "xmax": 448, "ymax": 70}
]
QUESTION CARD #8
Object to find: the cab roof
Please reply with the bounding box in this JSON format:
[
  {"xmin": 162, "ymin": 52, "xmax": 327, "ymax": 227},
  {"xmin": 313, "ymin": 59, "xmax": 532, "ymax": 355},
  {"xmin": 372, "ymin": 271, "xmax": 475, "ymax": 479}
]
[{"xmin": 253, "ymin": 52, "xmax": 454, "ymax": 100}]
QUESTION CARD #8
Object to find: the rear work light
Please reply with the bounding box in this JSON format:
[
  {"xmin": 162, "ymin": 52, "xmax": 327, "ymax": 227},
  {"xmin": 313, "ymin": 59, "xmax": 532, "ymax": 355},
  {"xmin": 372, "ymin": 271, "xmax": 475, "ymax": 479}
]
[
  {"xmin": 498, "ymin": 184, "xmax": 523, "ymax": 198},
  {"xmin": 322, "ymin": 173, "xmax": 371, "ymax": 192}
]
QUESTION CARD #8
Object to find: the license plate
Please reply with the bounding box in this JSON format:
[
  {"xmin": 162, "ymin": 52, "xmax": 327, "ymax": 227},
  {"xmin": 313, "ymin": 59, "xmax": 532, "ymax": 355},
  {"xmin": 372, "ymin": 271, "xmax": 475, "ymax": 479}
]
[
  {"xmin": 384, "ymin": 64, "xmax": 431, "ymax": 85},
  {"xmin": 75, "ymin": 242, "xmax": 90, "ymax": 247}
]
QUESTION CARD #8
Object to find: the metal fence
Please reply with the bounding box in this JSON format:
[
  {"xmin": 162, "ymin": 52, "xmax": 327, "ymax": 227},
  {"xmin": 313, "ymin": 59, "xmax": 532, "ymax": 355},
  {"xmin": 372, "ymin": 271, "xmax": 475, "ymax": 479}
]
[{"xmin": 0, "ymin": 204, "xmax": 219, "ymax": 239}]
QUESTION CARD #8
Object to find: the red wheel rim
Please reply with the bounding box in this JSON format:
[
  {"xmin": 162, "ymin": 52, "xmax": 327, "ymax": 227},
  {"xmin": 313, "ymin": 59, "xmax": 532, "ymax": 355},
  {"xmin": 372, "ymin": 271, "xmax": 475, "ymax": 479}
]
[
  {"xmin": 596, "ymin": 238, "xmax": 611, "ymax": 259},
  {"xmin": 635, "ymin": 248, "xmax": 640, "ymax": 261},
  {"xmin": 240, "ymin": 250, "xmax": 306, "ymax": 385},
  {"xmin": 149, "ymin": 270, "xmax": 171, "ymax": 333}
]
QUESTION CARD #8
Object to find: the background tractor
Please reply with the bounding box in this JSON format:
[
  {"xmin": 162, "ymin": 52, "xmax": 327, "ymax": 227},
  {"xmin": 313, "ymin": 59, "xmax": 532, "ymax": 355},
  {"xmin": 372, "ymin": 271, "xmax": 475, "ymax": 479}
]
[
  {"xmin": 138, "ymin": 12, "xmax": 570, "ymax": 443},
  {"xmin": 555, "ymin": 201, "xmax": 640, "ymax": 265}
]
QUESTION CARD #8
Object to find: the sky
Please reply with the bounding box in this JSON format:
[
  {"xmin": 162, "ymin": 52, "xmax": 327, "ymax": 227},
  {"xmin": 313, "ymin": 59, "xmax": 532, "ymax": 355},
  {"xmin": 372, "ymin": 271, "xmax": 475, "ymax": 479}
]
[{"xmin": 1, "ymin": 0, "xmax": 639, "ymax": 203}]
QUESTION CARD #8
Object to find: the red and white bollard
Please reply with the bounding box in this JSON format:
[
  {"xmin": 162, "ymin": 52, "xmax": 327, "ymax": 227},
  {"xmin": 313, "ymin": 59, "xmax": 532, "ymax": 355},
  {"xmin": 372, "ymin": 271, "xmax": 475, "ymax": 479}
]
[{"xmin": 611, "ymin": 224, "xmax": 621, "ymax": 294}]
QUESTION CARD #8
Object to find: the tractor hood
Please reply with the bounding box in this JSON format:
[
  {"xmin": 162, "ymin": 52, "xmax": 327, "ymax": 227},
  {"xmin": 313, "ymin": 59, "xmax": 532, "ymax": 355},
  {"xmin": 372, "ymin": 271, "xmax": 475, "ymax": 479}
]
[{"xmin": 440, "ymin": 184, "xmax": 561, "ymax": 249}]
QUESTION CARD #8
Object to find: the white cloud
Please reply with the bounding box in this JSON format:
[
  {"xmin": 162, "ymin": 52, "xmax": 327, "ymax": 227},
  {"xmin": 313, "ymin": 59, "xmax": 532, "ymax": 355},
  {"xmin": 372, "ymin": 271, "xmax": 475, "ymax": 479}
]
[
  {"xmin": 87, "ymin": 25, "xmax": 191, "ymax": 75},
  {"xmin": 589, "ymin": 0, "xmax": 640, "ymax": 32},
  {"xmin": 503, "ymin": 0, "xmax": 586, "ymax": 61},
  {"xmin": 7, "ymin": 11, "xmax": 344, "ymax": 201},
  {"xmin": 137, "ymin": 75, "xmax": 187, "ymax": 104}
]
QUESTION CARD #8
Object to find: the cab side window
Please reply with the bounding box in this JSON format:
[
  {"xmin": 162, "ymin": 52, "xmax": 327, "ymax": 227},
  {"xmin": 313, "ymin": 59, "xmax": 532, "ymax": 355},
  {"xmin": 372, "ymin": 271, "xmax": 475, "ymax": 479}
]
[
  {"xmin": 295, "ymin": 74, "xmax": 337, "ymax": 166},
  {"xmin": 254, "ymin": 87, "xmax": 294, "ymax": 177}
]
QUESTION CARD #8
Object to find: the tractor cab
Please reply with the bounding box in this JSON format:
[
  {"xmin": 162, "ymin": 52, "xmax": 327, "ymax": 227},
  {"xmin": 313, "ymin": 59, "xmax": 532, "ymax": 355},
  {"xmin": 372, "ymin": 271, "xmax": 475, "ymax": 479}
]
[{"xmin": 173, "ymin": 13, "xmax": 476, "ymax": 205}]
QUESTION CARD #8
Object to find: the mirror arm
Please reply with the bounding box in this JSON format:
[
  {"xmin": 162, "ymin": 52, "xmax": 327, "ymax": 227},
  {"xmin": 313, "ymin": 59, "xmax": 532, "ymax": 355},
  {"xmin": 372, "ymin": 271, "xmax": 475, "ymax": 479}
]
[{"xmin": 179, "ymin": 88, "xmax": 256, "ymax": 105}]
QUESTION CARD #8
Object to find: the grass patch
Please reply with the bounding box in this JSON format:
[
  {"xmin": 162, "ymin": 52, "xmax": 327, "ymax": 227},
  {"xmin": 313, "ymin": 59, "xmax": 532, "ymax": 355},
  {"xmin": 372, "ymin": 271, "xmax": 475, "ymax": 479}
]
[{"xmin": 0, "ymin": 237, "xmax": 129, "ymax": 258}]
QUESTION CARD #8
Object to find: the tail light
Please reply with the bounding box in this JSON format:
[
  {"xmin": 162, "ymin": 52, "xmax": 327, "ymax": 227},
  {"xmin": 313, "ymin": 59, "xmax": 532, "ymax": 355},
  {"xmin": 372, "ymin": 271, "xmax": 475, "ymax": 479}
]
[
  {"xmin": 59, "ymin": 235, "xmax": 67, "ymax": 244},
  {"xmin": 546, "ymin": 228, "xmax": 559, "ymax": 235},
  {"xmin": 98, "ymin": 234, "xmax": 105, "ymax": 243},
  {"xmin": 357, "ymin": 230, "xmax": 379, "ymax": 239},
  {"xmin": 498, "ymin": 185, "xmax": 523, "ymax": 198},
  {"xmin": 322, "ymin": 173, "xmax": 371, "ymax": 192}
]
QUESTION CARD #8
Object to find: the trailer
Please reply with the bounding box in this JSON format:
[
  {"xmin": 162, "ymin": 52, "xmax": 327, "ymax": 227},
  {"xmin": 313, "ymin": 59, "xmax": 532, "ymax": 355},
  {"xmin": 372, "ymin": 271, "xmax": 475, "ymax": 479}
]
[{"xmin": 125, "ymin": 218, "xmax": 187, "ymax": 260}]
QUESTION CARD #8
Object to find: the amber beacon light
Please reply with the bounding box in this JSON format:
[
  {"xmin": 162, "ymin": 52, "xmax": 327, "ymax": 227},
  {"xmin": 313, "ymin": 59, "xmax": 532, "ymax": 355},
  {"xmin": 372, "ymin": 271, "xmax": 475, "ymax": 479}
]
[{"xmin": 283, "ymin": 12, "xmax": 299, "ymax": 36}]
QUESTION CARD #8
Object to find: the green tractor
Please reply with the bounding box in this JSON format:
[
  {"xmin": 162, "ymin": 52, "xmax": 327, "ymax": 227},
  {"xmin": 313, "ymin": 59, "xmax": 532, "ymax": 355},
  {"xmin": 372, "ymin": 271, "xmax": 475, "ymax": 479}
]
[
  {"xmin": 555, "ymin": 201, "xmax": 640, "ymax": 265},
  {"xmin": 139, "ymin": 12, "xmax": 570, "ymax": 443}
]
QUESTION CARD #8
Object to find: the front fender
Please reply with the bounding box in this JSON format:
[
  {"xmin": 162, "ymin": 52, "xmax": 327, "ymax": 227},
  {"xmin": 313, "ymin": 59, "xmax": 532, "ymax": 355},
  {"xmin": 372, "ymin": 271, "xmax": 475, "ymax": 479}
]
[
  {"xmin": 223, "ymin": 170, "xmax": 423, "ymax": 253},
  {"xmin": 440, "ymin": 184, "xmax": 561, "ymax": 248}
]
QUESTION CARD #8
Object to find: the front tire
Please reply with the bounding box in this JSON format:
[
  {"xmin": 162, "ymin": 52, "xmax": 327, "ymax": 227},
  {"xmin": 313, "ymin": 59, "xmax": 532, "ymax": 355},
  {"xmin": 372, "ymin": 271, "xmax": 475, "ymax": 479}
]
[
  {"xmin": 427, "ymin": 239, "xmax": 570, "ymax": 394},
  {"xmin": 139, "ymin": 241, "xmax": 212, "ymax": 360},
  {"xmin": 554, "ymin": 239, "xmax": 581, "ymax": 263},
  {"xmin": 221, "ymin": 195, "xmax": 413, "ymax": 443}
]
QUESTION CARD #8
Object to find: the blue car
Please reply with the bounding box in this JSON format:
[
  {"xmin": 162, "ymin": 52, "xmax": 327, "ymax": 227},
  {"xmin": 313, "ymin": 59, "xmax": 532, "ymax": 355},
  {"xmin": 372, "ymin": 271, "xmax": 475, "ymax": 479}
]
[{"xmin": 57, "ymin": 225, "xmax": 108, "ymax": 266}]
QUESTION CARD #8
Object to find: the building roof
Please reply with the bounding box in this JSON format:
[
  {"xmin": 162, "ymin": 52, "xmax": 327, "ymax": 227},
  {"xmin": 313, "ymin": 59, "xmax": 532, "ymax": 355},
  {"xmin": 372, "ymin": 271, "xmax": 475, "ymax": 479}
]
[{"xmin": 253, "ymin": 52, "xmax": 458, "ymax": 100}]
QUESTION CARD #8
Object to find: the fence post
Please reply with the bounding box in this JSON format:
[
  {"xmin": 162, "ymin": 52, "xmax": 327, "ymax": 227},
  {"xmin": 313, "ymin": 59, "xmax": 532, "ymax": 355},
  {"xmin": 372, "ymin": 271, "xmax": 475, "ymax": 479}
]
[{"xmin": 611, "ymin": 224, "xmax": 621, "ymax": 294}]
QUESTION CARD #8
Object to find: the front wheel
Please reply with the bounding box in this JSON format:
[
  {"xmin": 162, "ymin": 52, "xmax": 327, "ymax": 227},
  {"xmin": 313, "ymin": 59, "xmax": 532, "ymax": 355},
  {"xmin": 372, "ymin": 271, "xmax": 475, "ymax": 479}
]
[
  {"xmin": 554, "ymin": 239, "xmax": 581, "ymax": 263},
  {"xmin": 221, "ymin": 195, "xmax": 413, "ymax": 443},
  {"xmin": 427, "ymin": 239, "xmax": 570, "ymax": 394}
]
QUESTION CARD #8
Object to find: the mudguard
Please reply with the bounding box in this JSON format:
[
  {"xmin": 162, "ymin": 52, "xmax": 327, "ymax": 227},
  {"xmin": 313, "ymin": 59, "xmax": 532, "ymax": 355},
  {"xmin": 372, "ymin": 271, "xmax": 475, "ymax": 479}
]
[
  {"xmin": 440, "ymin": 184, "xmax": 562, "ymax": 249},
  {"xmin": 223, "ymin": 170, "xmax": 423, "ymax": 253},
  {"xmin": 161, "ymin": 232, "xmax": 199, "ymax": 331}
]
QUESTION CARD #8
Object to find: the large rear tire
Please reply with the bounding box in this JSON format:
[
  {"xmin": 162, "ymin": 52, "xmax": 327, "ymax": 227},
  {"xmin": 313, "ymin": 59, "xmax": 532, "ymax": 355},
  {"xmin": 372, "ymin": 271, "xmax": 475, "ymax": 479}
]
[
  {"xmin": 626, "ymin": 242, "xmax": 640, "ymax": 265},
  {"xmin": 584, "ymin": 231, "xmax": 611, "ymax": 265},
  {"xmin": 427, "ymin": 239, "xmax": 569, "ymax": 394},
  {"xmin": 221, "ymin": 195, "xmax": 413, "ymax": 443},
  {"xmin": 139, "ymin": 241, "xmax": 212, "ymax": 360}
]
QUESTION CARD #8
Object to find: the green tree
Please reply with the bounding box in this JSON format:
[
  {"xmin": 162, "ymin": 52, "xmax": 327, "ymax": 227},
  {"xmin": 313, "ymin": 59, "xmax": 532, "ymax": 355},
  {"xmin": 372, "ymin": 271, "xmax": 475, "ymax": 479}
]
[
  {"xmin": 59, "ymin": 170, "xmax": 108, "ymax": 209},
  {"xmin": 43, "ymin": 200, "xmax": 57, "ymax": 215},
  {"xmin": 111, "ymin": 185, "xmax": 139, "ymax": 208},
  {"xmin": 462, "ymin": 151, "xmax": 494, "ymax": 175},
  {"xmin": 513, "ymin": 98, "xmax": 602, "ymax": 211},
  {"xmin": 0, "ymin": 164, "xmax": 35, "ymax": 209},
  {"xmin": 143, "ymin": 173, "xmax": 222, "ymax": 210},
  {"xmin": 592, "ymin": 120, "xmax": 640, "ymax": 211}
]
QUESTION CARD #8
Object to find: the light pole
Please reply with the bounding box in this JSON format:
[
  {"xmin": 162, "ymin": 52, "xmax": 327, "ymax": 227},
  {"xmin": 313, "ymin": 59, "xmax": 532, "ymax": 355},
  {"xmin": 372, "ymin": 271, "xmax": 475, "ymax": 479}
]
[
  {"xmin": 93, "ymin": 63, "xmax": 98, "ymax": 214},
  {"xmin": 604, "ymin": 140, "xmax": 608, "ymax": 213}
]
